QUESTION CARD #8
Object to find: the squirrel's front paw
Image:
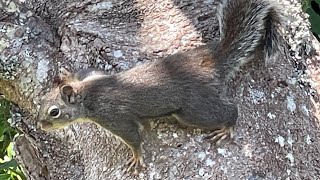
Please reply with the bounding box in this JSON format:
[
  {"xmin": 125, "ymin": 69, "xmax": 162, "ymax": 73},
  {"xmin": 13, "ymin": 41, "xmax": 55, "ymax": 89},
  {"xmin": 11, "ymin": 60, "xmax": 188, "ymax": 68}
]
[
  {"xmin": 126, "ymin": 155, "xmax": 146, "ymax": 175},
  {"xmin": 204, "ymin": 126, "xmax": 234, "ymax": 145}
]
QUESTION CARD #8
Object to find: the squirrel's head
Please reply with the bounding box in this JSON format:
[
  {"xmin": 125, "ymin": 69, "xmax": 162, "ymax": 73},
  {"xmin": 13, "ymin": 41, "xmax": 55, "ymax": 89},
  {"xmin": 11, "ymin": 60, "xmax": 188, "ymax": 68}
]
[{"xmin": 38, "ymin": 84, "xmax": 85, "ymax": 131}]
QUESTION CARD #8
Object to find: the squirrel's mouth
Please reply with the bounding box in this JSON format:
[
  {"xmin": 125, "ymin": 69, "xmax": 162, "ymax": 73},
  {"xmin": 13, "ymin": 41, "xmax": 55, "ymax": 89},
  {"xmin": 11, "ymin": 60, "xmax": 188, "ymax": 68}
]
[
  {"xmin": 37, "ymin": 121, "xmax": 54, "ymax": 131},
  {"xmin": 37, "ymin": 119, "xmax": 76, "ymax": 131}
]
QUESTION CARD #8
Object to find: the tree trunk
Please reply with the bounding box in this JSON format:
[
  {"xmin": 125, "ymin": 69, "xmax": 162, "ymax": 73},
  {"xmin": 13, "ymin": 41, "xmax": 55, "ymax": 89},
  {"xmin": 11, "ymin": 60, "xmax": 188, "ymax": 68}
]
[{"xmin": 1, "ymin": 0, "xmax": 319, "ymax": 179}]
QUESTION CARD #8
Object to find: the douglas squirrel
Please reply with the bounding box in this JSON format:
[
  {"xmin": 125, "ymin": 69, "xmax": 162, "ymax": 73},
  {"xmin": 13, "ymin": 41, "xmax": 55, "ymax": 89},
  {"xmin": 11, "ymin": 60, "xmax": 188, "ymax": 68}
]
[{"xmin": 38, "ymin": 0, "xmax": 283, "ymax": 174}]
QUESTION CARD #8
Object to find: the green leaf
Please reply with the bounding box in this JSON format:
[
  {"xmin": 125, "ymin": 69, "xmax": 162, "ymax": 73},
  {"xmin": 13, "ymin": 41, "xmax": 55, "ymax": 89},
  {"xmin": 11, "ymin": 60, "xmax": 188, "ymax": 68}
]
[
  {"xmin": 0, "ymin": 121, "xmax": 6, "ymax": 136},
  {"xmin": 307, "ymin": 5, "xmax": 320, "ymax": 34},
  {"xmin": 6, "ymin": 143, "xmax": 15, "ymax": 158},
  {"xmin": 0, "ymin": 174, "xmax": 10, "ymax": 180},
  {"xmin": 0, "ymin": 138, "xmax": 11, "ymax": 158},
  {"xmin": 314, "ymin": 0, "xmax": 320, "ymax": 4},
  {"xmin": 0, "ymin": 159, "xmax": 18, "ymax": 170},
  {"xmin": 0, "ymin": 99, "xmax": 10, "ymax": 121},
  {"xmin": 7, "ymin": 167, "xmax": 26, "ymax": 180},
  {"xmin": 0, "ymin": 99, "xmax": 11, "ymax": 139},
  {"xmin": 302, "ymin": 0, "xmax": 311, "ymax": 11}
]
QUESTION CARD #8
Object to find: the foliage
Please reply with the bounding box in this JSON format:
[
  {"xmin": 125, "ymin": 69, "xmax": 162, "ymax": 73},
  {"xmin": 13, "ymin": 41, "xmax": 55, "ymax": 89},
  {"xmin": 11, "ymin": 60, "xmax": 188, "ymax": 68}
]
[
  {"xmin": 0, "ymin": 98, "xmax": 26, "ymax": 180},
  {"xmin": 302, "ymin": 0, "xmax": 320, "ymax": 37}
]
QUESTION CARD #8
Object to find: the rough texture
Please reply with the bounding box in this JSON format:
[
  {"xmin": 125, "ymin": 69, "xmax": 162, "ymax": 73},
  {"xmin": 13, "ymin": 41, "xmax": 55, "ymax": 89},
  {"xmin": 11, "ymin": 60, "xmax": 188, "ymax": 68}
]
[{"xmin": 0, "ymin": 0, "xmax": 319, "ymax": 179}]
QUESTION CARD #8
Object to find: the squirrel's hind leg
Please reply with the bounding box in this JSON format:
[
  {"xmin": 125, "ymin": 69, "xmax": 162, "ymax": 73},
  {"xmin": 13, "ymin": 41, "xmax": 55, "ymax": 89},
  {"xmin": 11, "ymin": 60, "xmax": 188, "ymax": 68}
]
[{"xmin": 171, "ymin": 96, "xmax": 237, "ymax": 145}]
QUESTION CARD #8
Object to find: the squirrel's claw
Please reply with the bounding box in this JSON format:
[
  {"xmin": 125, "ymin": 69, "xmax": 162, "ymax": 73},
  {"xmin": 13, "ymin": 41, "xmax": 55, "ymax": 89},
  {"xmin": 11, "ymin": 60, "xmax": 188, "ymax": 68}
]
[
  {"xmin": 126, "ymin": 155, "xmax": 146, "ymax": 175},
  {"xmin": 205, "ymin": 126, "xmax": 234, "ymax": 145}
]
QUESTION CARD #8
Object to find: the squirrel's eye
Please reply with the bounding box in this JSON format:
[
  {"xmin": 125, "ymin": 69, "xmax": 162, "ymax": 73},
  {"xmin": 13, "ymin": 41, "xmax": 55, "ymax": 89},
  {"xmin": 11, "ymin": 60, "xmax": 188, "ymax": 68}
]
[{"xmin": 48, "ymin": 105, "xmax": 61, "ymax": 118}]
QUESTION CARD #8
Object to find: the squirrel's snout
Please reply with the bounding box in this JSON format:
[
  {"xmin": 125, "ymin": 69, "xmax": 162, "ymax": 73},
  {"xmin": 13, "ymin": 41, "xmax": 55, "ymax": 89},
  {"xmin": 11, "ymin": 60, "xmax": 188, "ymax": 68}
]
[{"xmin": 37, "ymin": 120, "xmax": 53, "ymax": 131}]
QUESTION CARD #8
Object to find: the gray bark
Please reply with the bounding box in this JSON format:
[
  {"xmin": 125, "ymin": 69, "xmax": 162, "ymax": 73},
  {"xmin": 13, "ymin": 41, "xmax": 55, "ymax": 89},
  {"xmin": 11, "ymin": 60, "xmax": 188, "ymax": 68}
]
[{"xmin": 1, "ymin": 0, "xmax": 320, "ymax": 179}]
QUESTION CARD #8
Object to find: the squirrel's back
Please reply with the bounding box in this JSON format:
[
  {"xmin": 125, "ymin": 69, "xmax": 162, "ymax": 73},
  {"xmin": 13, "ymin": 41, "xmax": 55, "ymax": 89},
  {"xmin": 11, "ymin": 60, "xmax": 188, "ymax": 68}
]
[{"xmin": 215, "ymin": 0, "xmax": 283, "ymax": 78}]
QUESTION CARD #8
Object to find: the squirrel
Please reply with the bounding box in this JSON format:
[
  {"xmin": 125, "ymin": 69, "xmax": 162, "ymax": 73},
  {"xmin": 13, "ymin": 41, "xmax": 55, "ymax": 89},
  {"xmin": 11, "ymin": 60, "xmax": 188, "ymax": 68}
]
[
  {"xmin": 53, "ymin": 67, "xmax": 107, "ymax": 85},
  {"xmin": 38, "ymin": 0, "xmax": 282, "ymax": 174}
]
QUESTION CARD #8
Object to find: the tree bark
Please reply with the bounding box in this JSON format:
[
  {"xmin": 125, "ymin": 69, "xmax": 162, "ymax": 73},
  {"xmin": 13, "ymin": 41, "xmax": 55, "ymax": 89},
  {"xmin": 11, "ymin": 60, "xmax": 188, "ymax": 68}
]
[{"xmin": 1, "ymin": 0, "xmax": 319, "ymax": 179}]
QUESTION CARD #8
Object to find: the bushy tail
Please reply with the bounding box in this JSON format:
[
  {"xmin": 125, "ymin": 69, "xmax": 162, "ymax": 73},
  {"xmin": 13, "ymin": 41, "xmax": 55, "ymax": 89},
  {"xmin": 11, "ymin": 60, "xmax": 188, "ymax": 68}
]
[{"xmin": 215, "ymin": 0, "xmax": 283, "ymax": 78}]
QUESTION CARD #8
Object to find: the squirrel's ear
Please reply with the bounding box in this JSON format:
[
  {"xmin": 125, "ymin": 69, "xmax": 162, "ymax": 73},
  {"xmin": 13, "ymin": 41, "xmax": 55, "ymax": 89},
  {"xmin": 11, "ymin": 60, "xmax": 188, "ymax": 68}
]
[
  {"xmin": 53, "ymin": 68, "xmax": 73, "ymax": 87},
  {"xmin": 53, "ymin": 75, "xmax": 63, "ymax": 87},
  {"xmin": 60, "ymin": 85, "xmax": 76, "ymax": 104},
  {"xmin": 59, "ymin": 67, "xmax": 72, "ymax": 82},
  {"xmin": 61, "ymin": 85, "xmax": 74, "ymax": 96}
]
